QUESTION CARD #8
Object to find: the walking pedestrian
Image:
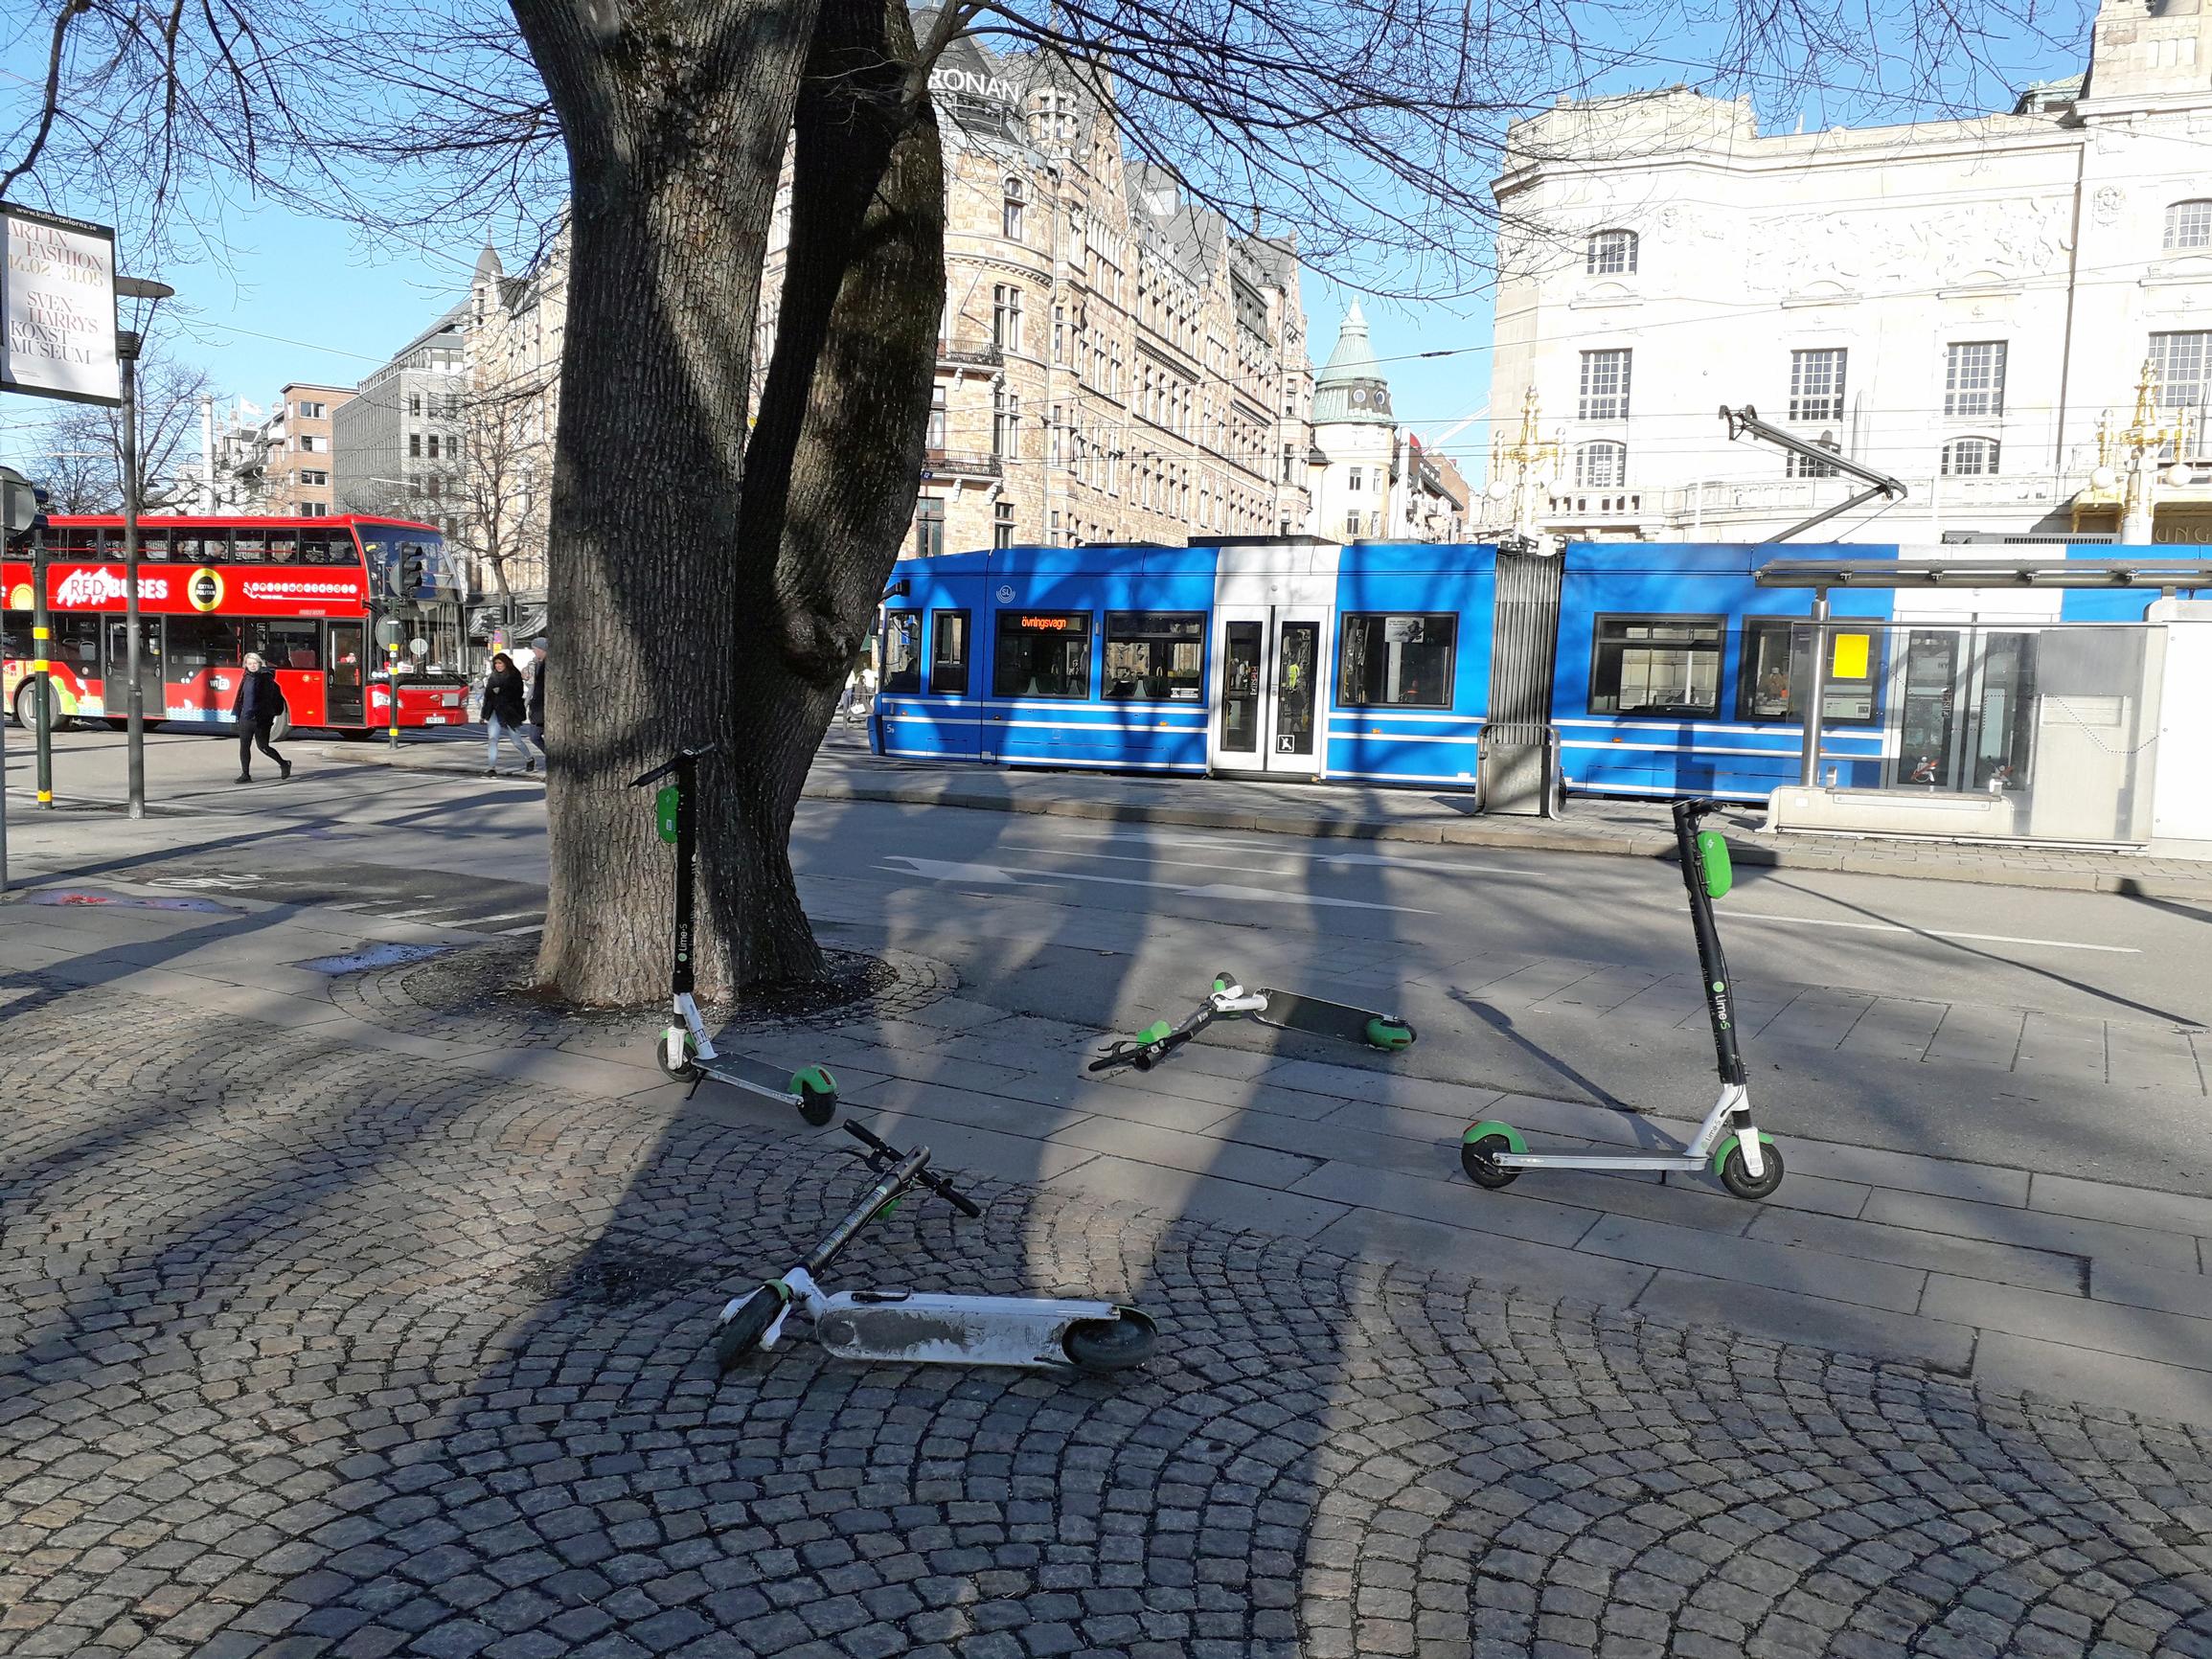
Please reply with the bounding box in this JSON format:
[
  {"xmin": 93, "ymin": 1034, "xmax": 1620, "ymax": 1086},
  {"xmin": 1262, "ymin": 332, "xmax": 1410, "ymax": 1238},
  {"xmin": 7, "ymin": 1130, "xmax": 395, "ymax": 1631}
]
[
  {"xmin": 525, "ymin": 636, "xmax": 550, "ymax": 768},
  {"xmin": 481, "ymin": 650, "xmax": 539, "ymax": 776},
  {"xmin": 232, "ymin": 652, "xmax": 291, "ymax": 783}
]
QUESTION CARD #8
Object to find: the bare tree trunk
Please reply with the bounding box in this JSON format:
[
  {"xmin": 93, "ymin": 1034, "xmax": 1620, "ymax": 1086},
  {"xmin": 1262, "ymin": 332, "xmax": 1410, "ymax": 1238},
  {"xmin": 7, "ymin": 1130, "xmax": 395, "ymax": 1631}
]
[
  {"xmin": 727, "ymin": 0, "xmax": 945, "ymax": 984},
  {"xmin": 515, "ymin": 0, "xmax": 824, "ymax": 1004}
]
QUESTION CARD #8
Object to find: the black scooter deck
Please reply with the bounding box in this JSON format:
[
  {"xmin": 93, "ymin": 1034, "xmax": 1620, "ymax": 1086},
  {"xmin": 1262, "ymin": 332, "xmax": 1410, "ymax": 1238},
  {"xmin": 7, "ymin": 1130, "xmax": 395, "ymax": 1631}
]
[{"xmin": 1253, "ymin": 990, "xmax": 1415, "ymax": 1051}]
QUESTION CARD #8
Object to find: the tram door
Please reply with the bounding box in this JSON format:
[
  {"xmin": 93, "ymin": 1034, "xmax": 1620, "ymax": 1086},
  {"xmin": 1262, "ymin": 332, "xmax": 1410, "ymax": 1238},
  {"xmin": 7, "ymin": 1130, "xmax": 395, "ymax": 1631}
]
[
  {"xmin": 1890, "ymin": 627, "xmax": 2039, "ymax": 791},
  {"xmin": 1210, "ymin": 605, "xmax": 1327, "ymax": 776}
]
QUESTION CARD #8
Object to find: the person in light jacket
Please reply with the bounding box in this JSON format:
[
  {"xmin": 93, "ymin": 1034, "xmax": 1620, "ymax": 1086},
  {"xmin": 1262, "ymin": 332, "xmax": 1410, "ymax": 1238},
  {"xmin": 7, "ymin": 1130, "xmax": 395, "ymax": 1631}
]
[
  {"xmin": 482, "ymin": 651, "xmax": 539, "ymax": 776},
  {"xmin": 232, "ymin": 652, "xmax": 290, "ymax": 783}
]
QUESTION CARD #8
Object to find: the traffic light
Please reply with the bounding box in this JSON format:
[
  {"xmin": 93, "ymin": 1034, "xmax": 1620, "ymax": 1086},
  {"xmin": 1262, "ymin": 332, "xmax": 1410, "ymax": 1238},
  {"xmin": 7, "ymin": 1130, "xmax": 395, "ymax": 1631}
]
[{"xmin": 400, "ymin": 546, "xmax": 429, "ymax": 595}]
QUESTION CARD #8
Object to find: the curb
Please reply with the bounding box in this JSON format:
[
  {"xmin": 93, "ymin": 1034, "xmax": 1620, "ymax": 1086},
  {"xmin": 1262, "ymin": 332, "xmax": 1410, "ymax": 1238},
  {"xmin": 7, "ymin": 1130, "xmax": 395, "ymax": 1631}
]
[
  {"xmin": 316, "ymin": 744, "xmax": 538, "ymax": 780},
  {"xmin": 798, "ymin": 772, "xmax": 2212, "ymax": 902}
]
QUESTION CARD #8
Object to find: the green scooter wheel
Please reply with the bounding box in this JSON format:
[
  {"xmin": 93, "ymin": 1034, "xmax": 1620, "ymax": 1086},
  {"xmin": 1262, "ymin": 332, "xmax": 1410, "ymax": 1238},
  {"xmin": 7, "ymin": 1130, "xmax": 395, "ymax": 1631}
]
[
  {"xmin": 1460, "ymin": 1121, "xmax": 1525, "ymax": 1189},
  {"xmin": 1363, "ymin": 1017, "xmax": 1416, "ymax": 1052},
  {"xmin": 1715, "ymin": 1134, "xmax": 1785, "ymax": 1200},
  {"xmin": 714, "ymin": 1284, "xmax": 787, "ymax": 1371},
  {"xmin": 789, "ymin": 1066, "xmax": 838, "ymax": 1127}
]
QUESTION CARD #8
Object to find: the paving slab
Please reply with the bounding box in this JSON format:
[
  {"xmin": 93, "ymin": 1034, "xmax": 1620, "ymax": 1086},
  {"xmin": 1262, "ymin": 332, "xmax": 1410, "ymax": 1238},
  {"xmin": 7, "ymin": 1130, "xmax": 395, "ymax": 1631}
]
[
  {"xmin": 1972, "ymin": 1333, "xmax": 2212, "ymax": 1428},
  {"xmin": 2090, "ymin": 1258, "xmax": 2212, "ymax": 1320},
  {"xmin": 1920, "ymin": 1274, "xmax": 2212, "ymax": 1370},
  {"xmin": 2030, "ymin": 1170, "xmax": 2212, "ymax": 1239},
  {"xmin": 1746, "ymin": 1207, "xmax": 2087, "ymax": 1296},
  {"xmin": 1038, "ymin": 1151, "xmax": 1350, "ymax": 1239},
  {"xmin": 1308, "ymin": 1209, "xmax": 1659, "ymax": 1308},
  {"xmin": 1043, "ymin": 1114, "xmax": 1327, "ymax": 1190},
  {"xmin": 1289, "ymin": 1162, "xmax": 1602, "ymax": 1251},
  {"xmin": 1862, "ymin": 1188, "xmax": 2205, "ymax": 1273},
  {"xmin": 1582, "ymin": 1215, "xmax": 1928, "ymax": 1313},
  {"xmin": 1630, "ymin": 1273, "xmax": 1977, "ymax": 1375}
]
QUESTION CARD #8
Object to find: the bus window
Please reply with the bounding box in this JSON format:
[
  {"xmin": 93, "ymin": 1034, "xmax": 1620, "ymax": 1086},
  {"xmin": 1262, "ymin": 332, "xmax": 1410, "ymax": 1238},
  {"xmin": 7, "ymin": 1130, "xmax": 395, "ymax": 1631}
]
[
  {"xmin": 302, "ymin": 533, "xmax": 344, "ymax": 564},
  {"xmin": 1336, "ymin": 613, "xmax": 1456, "ymax": 709},
  {"xmin": 994, "ymin": 611, "xmax": 1091, "ymax": 699},
  {"xmin": 1105, "ymin": 612, "xmax": 1204, "ymax": 700},
  {"xmin": 881, "ymin": 613, "xmax": 923, "ymax": 693},
  {"xmin": 265, "ymin": 532, "xmax": 300, "ymax": 564},
  {"xmin": 248, "ymin": 621, "xmax": 322, "ymax": 670},
  {"xmin": 54, "ymin": 615, "xmax": 100, "ymax": 672},
  {"xmin": 169, "ymin": 615, "xmax": 240, "ymax": 674},
  {"xmin": 232, "ymin": 530, "xmax": 269, "ymax": 562},
  {"xmin": 137, "ymin": 528, "xmax": 171, "ymax": 560},
  {"xmin": 929, "ymin": 610, "xmax": 970, "ymax": 695},
  {"xmin": 60, "ymin": 526, "xmax": 104, "ymax": 554}
]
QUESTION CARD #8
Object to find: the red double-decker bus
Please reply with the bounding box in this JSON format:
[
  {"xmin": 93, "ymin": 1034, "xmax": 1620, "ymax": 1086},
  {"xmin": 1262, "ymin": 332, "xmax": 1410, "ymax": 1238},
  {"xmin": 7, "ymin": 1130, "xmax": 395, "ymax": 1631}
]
[{"xmin": 3, "ymin": 513, "xmax": 471, "ymax": 737}]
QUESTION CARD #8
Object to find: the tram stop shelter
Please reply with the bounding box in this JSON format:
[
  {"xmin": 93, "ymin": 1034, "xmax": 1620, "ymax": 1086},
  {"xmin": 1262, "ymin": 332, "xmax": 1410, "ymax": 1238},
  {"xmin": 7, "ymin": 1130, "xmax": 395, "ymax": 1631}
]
[{"xmin": 1754, "ymin": 554, "xmax": 2212, "ymax": 850}]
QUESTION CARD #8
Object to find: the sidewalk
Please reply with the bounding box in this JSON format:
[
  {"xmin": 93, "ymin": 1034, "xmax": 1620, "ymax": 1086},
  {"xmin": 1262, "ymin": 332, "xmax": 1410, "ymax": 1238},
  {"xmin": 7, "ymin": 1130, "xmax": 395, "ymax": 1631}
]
[
  {"xmin": 325, "ymin": 727, "xmax": 2212, "ymax": 900},
  {"xmin": 6, "ymin": 874, "xmax": 2210, "ymax": 1658}
]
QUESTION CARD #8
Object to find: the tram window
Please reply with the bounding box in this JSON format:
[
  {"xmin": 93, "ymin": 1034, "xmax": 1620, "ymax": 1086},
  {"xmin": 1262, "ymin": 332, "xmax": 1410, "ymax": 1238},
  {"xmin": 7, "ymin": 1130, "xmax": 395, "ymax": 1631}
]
[
  {"xmin": 1336, "ymin": 612, "xmax": 1456, "ymax": 709},
  {"xmin": 994, "ymin": 610, "xmax": 1092, "ymax": 698},
  {"xmin": 1590, "ymin": 615, "xmax": 1724, "ymax": 717},
  {"xmin": 1736, "ymin": 618, "xmax": 1877, "ymax": 724},
  {"xmin": 882, "ymin": 613, "xmax": 923, "ymax": 693},
  {"xmin": 169, "ymin": 615, "xmax": 240, "ymax": 673},
  {"xmin": 1104, "ymin": 611, "xmax": 1204, "ymax": 700},
  {"xmin": 930, "ymin": 610, "xmax": 971, "ymax": 695}
]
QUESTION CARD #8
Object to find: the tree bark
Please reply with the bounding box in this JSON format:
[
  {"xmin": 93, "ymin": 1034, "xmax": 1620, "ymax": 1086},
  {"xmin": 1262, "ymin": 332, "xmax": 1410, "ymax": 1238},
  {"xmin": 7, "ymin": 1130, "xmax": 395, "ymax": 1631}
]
[
  {"xmin": 728, "ymin": 0, "xmax": 946, "ymax": 984},
  {"xmin": 513, "ymin": 0, "xmax": 825, "ymax": 1004}
]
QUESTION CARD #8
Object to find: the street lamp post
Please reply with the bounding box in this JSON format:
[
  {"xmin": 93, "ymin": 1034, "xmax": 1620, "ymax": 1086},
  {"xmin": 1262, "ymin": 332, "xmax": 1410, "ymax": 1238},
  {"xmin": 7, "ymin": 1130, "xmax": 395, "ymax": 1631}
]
[{"xmin": 115, "ymin": 274, "xmax": 175, "ymax": 821}]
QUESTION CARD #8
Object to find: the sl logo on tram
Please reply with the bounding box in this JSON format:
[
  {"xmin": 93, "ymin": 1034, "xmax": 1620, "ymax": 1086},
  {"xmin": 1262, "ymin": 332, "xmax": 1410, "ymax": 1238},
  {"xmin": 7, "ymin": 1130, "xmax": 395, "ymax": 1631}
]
[{"xmin": 186, "ymin": 567, "xmax": 225, "ymax": 612}]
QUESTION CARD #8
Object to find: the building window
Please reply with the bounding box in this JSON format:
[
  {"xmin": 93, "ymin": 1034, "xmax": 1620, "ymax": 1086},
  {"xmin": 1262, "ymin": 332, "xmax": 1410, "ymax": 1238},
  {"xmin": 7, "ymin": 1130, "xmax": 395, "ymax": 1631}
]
[
  {"xmin": 1786, "ymin": 436, "xmax": 1841, "ymax": 479},
  {"xmin": 1052, "ymin": 307, "xmax": 1064, "ymax": 364},
  {"xmin": 930, "ymin": 610, "xmax": 970, "ymax": 694},
  {"xmin": 881, "ymin": 612, "xmax": 923, "ymax": 693},
  {"xmin": 1737, "ymin": 618, "xmax": 1878, "ymax": 724},
  {"xmin": 2164, "ymin": 199, "xmax": 2212, "ymax": 252},
  {"xmin": 926, "ymin": 385, "xmax": 946, "ymax": 449},
  {"xmin": 426, "ymin": 434, "xmax": 441, "ymax": 460},
  {"xmin": 297, "ymin": 399, "xmax": 326, "ymax": 419},
  {"xmin": 1575, "ymin": 441, "xmax": 1626, "ymax": 488},
  {"xmin": 408, "ymin": 433, "xmax": 422, "ymax": 458},
  {"xmin": 1588, "ymin": 615, "xmax": 1725, "ymax": 717},
  {"xmin": 992, "ymin": 501, "xmax": 1015, "ymax": 550},
  {"xmin": 992, "ymin": 388, "xmax": 1019, "ymax": 457},
  {"xmin": 1336, "ymin": 613, "xmax": 1457, "ymax": 709},
  {"xmin": 1942, "ymin": 436, "xmax": 2000, "ymax": 476},
  {"xmin": 1104, "ymin": 612, "xmax": 1205, "ymax": 700},
  {"xmin": 913, "ymin": 497, "xmax": 945, "ymax": 558},
  {"xmin": 993, "ymin": 610, "xmax": 1091, "ymax": 698},
  {"xmin": 992, "ymin": 284, "xmax": 1023, "ymax": 352},
  {"xmin": 300, "ymin": 502, "xmax": 329, "ymax": 517},
  {"xmin": 1789, "ymin": 348, "xmax": 1847, "ymax": 422},
  {"xmin": 299, "ymin": 469, "xmax": 329, "ymax": 487},
  {"xmin": 1585, "ymin": 229, "xmax": 1638, "ymax": 275},
  {"xmin": 1944, "ymin": 341, "xmax": 2007, "ymax": 419},
  {"xmin": 1348, "ymin": 467, "xmax": 1363, "ymax": 491},
  {"xmin": 2149, "ymin": 330, "xmax": 2210, "ymax": 413},
  {"xmin": 298, "ymin": 434, "xmax": 322, "ymax": 453},
  {"xmin": 1578, "ymin": 349, "xmax": 1631, "ymax": 420},
  {"xmin": 1003, "ymin": 177, "xmax": 1027, "ymax": 240},
  {"xmin": 408, "ymin": 394, "xmax": 422, "ymax": 417}
]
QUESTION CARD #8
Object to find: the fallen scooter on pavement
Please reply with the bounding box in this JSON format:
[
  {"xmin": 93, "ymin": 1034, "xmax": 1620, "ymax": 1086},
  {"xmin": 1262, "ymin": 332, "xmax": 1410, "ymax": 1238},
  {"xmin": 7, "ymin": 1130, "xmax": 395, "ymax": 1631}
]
[
  {"xmin": 712, "ymin": 1120, "xmax": 1159, "ymax": 1375},
  {"xmin": 631, "ymin": 746, "xmax": 840, "ymax": 1126},
  {"xmin": 1458, "ymin": 797, "xmax": 1784, "ymax": 1200},
  {"xmin": 1089, "ymin": 968, "xmax": 1415, "ymax": 1074}
]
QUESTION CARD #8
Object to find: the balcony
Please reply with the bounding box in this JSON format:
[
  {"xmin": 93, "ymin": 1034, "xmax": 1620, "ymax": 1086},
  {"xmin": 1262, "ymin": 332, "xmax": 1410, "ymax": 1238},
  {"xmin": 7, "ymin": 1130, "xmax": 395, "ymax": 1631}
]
[
  {"xmin": 937, "ymin": 340, "xmax": 1003, "ymax": 373},
  {"xmin": 922, "ymin": 448, "xmax": 1002, "ymax": 481}
]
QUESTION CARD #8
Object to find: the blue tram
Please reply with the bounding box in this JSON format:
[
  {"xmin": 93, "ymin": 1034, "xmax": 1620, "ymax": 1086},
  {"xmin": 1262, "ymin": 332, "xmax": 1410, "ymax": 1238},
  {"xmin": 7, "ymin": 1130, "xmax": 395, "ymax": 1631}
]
[{"xmin": 873, "ymin": 538, "xmax": 2182, "ymax": 804}]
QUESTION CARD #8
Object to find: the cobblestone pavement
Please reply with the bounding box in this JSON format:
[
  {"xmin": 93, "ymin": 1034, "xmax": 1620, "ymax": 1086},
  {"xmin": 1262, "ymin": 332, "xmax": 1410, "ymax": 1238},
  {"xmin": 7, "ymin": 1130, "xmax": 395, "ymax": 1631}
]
[{"xmin": 5, "ymin": 975, "xmax": 2212, "ymax": 1659}]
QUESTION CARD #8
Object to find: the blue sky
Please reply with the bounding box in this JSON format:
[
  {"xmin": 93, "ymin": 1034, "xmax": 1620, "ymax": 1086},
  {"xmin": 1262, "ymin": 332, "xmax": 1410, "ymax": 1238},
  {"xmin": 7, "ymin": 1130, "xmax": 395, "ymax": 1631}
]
[{"xmin": 0, "ymin": 5, "xmax": 2094, "ymax": 480}]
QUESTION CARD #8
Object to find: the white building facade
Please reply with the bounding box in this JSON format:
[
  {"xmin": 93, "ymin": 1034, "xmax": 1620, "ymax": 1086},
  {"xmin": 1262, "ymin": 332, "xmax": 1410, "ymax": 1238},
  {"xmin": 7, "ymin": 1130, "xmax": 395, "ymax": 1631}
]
[
  {"xmin": 1486, "ymin": 0, "xmax": 2212, "ymax": 546},
  {"xmin": 1308, "ymin": 303, "xmax": 1472, "ymax": 542}
]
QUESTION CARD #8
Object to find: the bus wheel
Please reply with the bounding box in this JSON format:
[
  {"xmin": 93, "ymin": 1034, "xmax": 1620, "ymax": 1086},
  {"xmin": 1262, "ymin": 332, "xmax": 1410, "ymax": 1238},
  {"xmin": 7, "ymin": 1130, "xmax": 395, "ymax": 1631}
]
[
  {"xmin": 270, "ymin": 712, "xmax": 292, "ymax": 742},
  {"xmin": 11, "ymin": 682, "xmax": 66, "ymax": 733}
]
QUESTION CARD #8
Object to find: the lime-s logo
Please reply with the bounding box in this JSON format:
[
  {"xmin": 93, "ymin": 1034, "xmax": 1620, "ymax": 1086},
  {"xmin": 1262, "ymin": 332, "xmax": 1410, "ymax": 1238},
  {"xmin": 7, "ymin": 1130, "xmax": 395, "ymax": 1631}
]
[{"xmin": 187, "ymin": 567, "xmax": 224, "ymax": 612}]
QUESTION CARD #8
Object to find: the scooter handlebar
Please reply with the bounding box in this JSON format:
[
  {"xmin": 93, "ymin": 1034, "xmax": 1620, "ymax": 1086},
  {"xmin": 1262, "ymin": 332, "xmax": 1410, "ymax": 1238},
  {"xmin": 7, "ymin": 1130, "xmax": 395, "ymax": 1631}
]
[
  {"xmin": 841, "ymin": 1121, "xmax": 982, "ymax": 1217},
  {"xmin": 628, "ymin": 744, "xmax": 719, "ymax": 788}
]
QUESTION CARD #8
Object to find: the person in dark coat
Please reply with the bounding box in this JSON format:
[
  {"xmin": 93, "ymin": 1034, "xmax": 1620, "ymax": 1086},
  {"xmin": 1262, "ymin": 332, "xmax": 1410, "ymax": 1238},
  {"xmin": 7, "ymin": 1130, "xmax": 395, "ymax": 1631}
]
[
  {"xmin": 525, "ymin": 636, "xmax": 549, "ymax": 767},
  {"xmin": 482, "ymin": 650, "xmax": 539, "ymax": 776},
  {"xmin": 232, "ymin": 652, "xmax": 290, "ymax": 783}
]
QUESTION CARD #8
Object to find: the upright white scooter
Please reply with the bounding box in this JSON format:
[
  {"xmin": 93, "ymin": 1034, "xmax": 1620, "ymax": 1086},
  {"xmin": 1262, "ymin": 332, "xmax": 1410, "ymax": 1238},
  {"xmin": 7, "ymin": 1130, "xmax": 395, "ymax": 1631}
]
[{"xmin": 1459, "ymin": 797, "xmax": 1784, "ymax": 1200}]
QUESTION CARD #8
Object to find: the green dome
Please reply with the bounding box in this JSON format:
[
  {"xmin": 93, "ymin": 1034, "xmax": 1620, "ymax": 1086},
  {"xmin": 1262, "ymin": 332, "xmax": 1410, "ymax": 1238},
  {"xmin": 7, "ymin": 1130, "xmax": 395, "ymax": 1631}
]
[{"xmin": 1313, "ymin": 301, "xmax": 1394, "ymax": 424}]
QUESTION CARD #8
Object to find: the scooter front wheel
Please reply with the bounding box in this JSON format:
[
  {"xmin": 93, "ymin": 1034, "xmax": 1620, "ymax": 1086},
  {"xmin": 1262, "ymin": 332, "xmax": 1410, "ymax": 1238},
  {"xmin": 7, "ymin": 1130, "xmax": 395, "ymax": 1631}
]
[
  {"xmin": 1716, "ymin": 1136, "xmax": 1785, "ymax": 1201},
  {"xmin": 656, "ymin": 1029, "xmax": 702, "ymax": 1081},
  {"xmin": 713, "ymin": 1284, "xmax": 787, "ymax": 1371},
  {"xmin": 1062, "ymin": 1307, "xmax": 1158, "ymax": 1374}
]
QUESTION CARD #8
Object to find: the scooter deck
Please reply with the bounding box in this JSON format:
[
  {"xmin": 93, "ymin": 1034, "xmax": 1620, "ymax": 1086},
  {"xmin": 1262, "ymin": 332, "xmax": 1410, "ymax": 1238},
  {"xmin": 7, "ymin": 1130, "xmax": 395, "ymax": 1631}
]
[
  {"xmin": 697, "ymin": 1050, "xmax": 810, "ymax": 1102},
  {"xmin": 1253, "ymin": 989, "xmax": 1415, "ymax": 1050}
]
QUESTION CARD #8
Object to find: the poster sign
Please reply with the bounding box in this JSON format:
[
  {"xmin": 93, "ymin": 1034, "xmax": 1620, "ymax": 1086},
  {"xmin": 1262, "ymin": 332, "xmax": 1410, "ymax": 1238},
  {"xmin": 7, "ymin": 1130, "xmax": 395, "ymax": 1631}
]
[{"xmin": 0, "ymin": 204, "xmax": 120, "ymax": 405}]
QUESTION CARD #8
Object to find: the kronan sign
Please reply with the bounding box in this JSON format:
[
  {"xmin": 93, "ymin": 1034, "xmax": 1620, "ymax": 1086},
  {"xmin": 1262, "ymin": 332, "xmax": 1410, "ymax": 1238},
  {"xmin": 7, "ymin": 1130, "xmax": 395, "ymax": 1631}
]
[{"xmin": 928, "ymin": 65, "xmax": 1017, "ymax": 106}]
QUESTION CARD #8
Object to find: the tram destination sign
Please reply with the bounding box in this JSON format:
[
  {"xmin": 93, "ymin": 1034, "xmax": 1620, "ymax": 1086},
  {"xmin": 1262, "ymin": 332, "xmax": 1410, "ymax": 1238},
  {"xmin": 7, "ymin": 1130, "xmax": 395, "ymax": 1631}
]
[{"xmin": 0, "ymin": 203, "xmax": 119, "ymax": 406}]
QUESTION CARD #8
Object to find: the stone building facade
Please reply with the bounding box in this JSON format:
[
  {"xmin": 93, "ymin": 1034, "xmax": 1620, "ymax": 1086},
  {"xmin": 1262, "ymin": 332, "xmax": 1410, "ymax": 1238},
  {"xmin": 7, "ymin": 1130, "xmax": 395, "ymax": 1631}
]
[
  {"xmin": 1485, "ymin": 0, "xmax": 2212, "ymax": 544},
  {"xmin": 759, "ymin": 35, "xmax": 1316, "ymax": 557}
]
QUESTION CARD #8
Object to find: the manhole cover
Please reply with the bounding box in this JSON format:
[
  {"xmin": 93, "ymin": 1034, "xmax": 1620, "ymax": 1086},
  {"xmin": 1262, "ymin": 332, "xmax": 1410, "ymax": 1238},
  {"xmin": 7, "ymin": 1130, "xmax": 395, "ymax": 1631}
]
[{"xmin": 519, "ymin": 1241, "xmax": 722, "ymax": 1307}]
